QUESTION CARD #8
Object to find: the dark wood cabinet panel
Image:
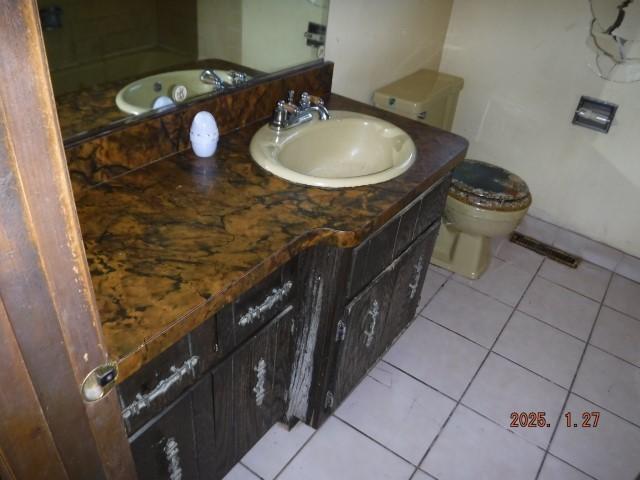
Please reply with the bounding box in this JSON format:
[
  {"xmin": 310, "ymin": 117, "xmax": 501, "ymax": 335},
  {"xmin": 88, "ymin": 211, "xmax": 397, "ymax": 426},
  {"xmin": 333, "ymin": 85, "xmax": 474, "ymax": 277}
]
[
  {"xmin": 393, "ymin": 200, "xmax": 422, "ymax": 258},
  {"xmin": 194, "ymin": 306, "xmax": 294, "ymax": 479},
  {"xmin": 381, "ymin": 222, "xmax": 439, "ymax": 350},
  {"xmin": 129, "ymin": 392, "xmax": 199, "ymax": 480},
  {"xmin": 231, "ymin": 264, "xmax": 295, "ymax": 350},
  {"xmin": 123, "ymin": 178, "xmax": 449, "ymax": 478},
  {"xmin": 415, "ymin": 176, "xmax": 450, "ymax": 236},
  {"xmin": 347, "ymin": 216, "xmax": 400, "ymax": 299},
  {"xmin": 118, "ymin": 336, "xmax": 197, "ymax": 435},
  {"xmin": 333, "ymin": 266, "xmax": 396, "ymax": 405}
]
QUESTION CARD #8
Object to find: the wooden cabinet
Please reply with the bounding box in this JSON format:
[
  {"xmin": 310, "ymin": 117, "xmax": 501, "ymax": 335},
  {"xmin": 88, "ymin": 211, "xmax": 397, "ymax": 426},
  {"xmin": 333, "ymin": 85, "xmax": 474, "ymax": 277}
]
[
  {"xmin": 119, "ymin": 336, "xmax": 198, "ymax": 435},
  {"xmin": 195, "ymin": 306, "xmax": 294, "ymax": 479},
  {"xmin": 129, "ymin": 390, "xmax": 200, "ymax": 480},
  {"xmin": 381, "ymin": 222, "xmax": 439, "ymax": 349},
  {"xmin": 123, "ymin": 175, "xmax": 450, "ymax": 479},
  {"xmin": 333, "ymin": 266, "xmax": 395, "ymax": 404}
]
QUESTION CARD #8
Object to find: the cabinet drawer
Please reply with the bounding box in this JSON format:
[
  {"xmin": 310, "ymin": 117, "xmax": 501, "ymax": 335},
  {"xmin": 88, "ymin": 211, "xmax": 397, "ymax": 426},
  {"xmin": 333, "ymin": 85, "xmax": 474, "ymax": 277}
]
[
  {"xmin": 129, "ymin": 390, "xmax": 199, "ymax": 480},
  {"xmin": 231, "ymin": 263, "xmax": 294, "ymax": 349},
  {"xmin": 192, "ymin": 264, "xmax": 294, "ymax": 373},
  {"xmin": 414, "ymin": 175, "xmax": 450, "ymax": 237},
  {"xmin": 346, "ymin": 175, "xmax": 449, "ymax": 300},
  {"xmin": 118, "ymin": 336, "xmax": 199, "ymax": 435},
  {"xmin": 347, "ymin": 215, "xmax": 400, "ymax": 300}
]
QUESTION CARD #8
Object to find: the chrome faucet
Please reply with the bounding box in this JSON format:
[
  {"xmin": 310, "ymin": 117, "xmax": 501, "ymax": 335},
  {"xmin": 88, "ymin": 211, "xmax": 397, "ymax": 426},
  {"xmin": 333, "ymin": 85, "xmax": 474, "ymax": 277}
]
[
  {"xmin": 270, "ymin": 90, "xmax": 330, "ymax": 130},
  {"xmin": 200, "ymin": 69, "xmax": 250, "ymax": 90},
  {"xmin": 200, "ymin": 69, "xmax": 224, "ymax": 89}
]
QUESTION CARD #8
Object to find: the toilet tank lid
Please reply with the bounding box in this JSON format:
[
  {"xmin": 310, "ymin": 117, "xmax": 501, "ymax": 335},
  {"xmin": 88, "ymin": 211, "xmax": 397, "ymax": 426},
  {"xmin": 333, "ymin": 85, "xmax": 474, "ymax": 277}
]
[
  {"xmin": 450, "ymin": 160, "xmax": 531, "ymax": 210},
  {"xmin": 373, "ymin": 69, "xmax": 464, "ymax": 115}
]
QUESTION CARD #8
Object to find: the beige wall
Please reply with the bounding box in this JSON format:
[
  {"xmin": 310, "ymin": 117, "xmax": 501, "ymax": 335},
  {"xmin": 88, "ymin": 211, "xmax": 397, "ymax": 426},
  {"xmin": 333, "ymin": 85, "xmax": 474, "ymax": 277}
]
[
  {"xmin": 440, "ymin": 0, "xmax": 640, "ymax": 257},
  {"xmin": 197, "ymin": 0, "xmax": 243, "ymax": 63},
  {"xmin": 324, "ymin": 0, "xmax": 454, "ymax": 104},
  {"xmin": 198, "ymin": 0, "xmax": 327, "ymax": 72}
]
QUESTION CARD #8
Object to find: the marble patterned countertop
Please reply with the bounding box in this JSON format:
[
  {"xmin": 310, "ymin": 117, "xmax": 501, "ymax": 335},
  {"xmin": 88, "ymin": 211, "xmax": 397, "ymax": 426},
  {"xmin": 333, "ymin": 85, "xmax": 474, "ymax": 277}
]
[{"xmin": 75, "ymin": 95, "xmax": 468, "ymax": 380}]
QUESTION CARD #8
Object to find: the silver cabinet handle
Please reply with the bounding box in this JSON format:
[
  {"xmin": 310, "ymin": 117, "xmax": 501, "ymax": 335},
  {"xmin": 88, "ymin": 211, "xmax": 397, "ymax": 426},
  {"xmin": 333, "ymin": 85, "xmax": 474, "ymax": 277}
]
[
  {"xmin": 408, "ymin": 255, "xmax": 425, "ymax": 300},
  {"xmin": 122, "ymin": 356, "xmax": 199, "ymax": 421},
  {"xmin": 164, "ymin": 437, "xmax": 182, "ymax": 480},
  {"xmin": 363, "ymin": 300, "xmax": 380, "ymax": 348},
  {"xmin": 253, "ymin": 358, "xmax": 267, "ymax": 406},
  {"xmin": 238, "ymin": 280, "xmax": 293, "ymax": 327}
]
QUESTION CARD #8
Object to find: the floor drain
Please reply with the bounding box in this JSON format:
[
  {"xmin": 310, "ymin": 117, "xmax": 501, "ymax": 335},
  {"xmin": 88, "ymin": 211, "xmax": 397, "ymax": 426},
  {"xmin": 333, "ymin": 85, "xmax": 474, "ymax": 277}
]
[{"xmin": 509, "ymin": 232, "xmax": 580, "ymax": 268}]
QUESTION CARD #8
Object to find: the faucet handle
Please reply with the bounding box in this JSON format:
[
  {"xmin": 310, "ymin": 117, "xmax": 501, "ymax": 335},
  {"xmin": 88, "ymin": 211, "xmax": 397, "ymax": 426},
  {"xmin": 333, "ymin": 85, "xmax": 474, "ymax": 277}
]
[
  {"xmin": 309, "ymin": 94, "xmax": 324, "ymax": 106},
  {"xmin": 270, "ymin": 100, "xmax": 288, "ymax": 130},
  {"xmin": 299, "ymin": 92, "xmax": 311, "ymax": 109}
]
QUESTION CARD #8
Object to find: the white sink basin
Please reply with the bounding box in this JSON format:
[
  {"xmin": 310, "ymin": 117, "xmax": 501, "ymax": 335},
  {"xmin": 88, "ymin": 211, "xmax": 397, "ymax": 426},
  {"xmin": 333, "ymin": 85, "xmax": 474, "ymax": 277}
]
[
  {"xmin": 249, "ymin": 111, "xmax": 416, "ymax": 188},
  {"xmin": 115, "ymin": 69, "xmax": 250, "ymax": 115}
]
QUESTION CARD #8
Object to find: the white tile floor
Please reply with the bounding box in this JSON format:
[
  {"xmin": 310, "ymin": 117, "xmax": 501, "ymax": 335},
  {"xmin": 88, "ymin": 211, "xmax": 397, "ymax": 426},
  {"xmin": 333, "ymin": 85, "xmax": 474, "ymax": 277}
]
[{"xmin": 225, "ymin": 240, "xmax": 640, "ymax": 480}]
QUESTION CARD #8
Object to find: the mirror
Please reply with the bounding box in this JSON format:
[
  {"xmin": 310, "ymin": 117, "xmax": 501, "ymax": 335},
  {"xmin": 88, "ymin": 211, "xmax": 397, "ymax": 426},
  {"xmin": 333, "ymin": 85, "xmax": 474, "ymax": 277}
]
[
  {"xmin": 38, "ymin": 0, "xmax": 330, "ymax": 141},
  {"xmin": 588, "ymin": 0, "xmax": 640, "ymax": 82}
]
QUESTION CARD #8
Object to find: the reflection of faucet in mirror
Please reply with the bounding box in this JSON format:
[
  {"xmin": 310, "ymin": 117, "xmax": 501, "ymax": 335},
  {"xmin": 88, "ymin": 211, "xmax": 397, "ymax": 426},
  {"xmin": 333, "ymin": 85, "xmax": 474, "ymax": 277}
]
[
  {"xmin": 200, "ymin": 69, "xmax": 225, "ymax": 90},
  {"xmin": 38, "ymin": 0, "xmax": 331, "ymax": 141},
  {"xmin": 588, "ymin": 0, "xmax": 640, "ymax": 81},
  {"xmin": 200, "ymin": 69, "xmax": 251, "ymax": 89}
]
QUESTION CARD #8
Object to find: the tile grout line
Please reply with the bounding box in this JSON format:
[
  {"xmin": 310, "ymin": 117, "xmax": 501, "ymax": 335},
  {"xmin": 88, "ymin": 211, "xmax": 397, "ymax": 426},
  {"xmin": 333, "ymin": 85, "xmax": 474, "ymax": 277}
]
[
  {"xmin": 533, "ymin": 271, "xmax": 616, "ymax": 480},
  {"xmin": 381, "ymin": 358, "xmax": 600, "ymax": 478},
  {"xmin": 410, "ymin": 258, "xmax": 546, "ymax": 479},
  {"xmin": 384, "ymin": 322, "xmax": 639, "ymax": 460},
  {"xmin": 238, "ymin": 461, "xmax": 265, "ymax": 479},
  {"xmin": 543, "ymin": 452, "xmax": 598, "ymax": 480},
  {"xmin": 271, "ymin": 425, "xmax": 320, "ymax": 480},
  {"xmin": 588, "ymin": 343, "xmax": 640, "ymax": 372},
  {"xmin": 331, "ymin": 414, "xmax": 417, "ymax": 466}
]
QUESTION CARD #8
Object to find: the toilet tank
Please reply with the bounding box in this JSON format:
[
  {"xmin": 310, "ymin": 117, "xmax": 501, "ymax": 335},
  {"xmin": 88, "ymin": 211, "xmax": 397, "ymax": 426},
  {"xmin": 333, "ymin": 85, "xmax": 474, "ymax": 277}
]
[{"xmin": 373, "ymin": 69, "xmax": 464, "ymax": 131}]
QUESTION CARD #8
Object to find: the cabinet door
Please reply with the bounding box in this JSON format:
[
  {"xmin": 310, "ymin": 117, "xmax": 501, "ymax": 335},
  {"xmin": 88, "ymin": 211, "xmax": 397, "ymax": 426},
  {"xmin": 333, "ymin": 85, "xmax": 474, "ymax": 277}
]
[
  {"xmin": 233, "ymin": 305, "xmax": 293, "ymax": 455},
  {"xmin": 381, "ymin": 222, "xmax": 439, "ymax": 348},
  {"xmin": 129, "ymin": 391, "xmax": 199, "ymax": 480},
  {"xmin": 333, "ymin": 266, "xmax": 395, "ymax": 404},
  {"xmin": 198, "ymin": 306, "xmax": 294, "ymax": 479}
]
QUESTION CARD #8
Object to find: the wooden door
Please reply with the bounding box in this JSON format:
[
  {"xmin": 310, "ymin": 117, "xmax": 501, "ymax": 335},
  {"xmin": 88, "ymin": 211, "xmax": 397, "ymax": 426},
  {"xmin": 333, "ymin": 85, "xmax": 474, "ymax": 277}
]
[{"xmin": 0, "ymin": 1, "xmax": 135, "ymax": 478}]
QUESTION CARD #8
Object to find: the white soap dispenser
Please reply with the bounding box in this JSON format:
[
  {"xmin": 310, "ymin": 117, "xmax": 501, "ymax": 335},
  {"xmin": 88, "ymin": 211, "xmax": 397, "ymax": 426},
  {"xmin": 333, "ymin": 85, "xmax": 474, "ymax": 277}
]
[{"xmin": 190, "ymin": 111, "xmax": 219, "ymax": 158}]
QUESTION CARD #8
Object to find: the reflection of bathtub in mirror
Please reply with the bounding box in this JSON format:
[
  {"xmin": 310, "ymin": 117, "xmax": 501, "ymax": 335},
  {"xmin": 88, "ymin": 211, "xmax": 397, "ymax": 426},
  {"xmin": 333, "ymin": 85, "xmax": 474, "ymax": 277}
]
[
  {"xmin": 115, "ymin": 69, "xmax": 251, "ymax": 115},
  {"xmin": 54, "ymin": 59, "xmax": 262, "ymax": 142}
]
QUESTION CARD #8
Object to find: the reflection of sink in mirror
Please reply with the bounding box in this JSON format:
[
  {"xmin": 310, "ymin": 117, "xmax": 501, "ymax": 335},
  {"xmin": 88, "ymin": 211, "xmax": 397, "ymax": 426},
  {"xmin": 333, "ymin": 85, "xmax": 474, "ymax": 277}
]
[
  {"xmin": 250, "ymin": 111, "xmax": 416, "ymax": 188},
  {"xmin": 115, "ymin": 70, "xmax": 251, "ymax": 115}
]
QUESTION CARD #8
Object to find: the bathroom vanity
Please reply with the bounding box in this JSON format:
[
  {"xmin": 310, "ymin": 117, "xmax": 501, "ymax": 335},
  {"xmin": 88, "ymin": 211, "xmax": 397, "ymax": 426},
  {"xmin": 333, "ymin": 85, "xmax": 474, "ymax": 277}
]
[
  {"xmin": 70, "ymin": 72, "xmax": 466, "ymax": 478},
  {"xmin": 0, "ymin": 3, "xmax": 467, "ymax": 479}
]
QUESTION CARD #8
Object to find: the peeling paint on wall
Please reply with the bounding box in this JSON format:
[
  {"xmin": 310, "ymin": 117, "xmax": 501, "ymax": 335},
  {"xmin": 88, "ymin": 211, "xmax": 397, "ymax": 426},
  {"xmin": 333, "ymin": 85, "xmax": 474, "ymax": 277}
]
[{"xmin": 588, "ymin": 0, "xmax": 640, "ymax": 81}]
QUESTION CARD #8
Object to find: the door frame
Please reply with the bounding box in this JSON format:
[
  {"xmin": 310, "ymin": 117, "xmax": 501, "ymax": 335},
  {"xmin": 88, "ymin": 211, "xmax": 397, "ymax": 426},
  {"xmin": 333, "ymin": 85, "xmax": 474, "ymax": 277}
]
[{"xmin": 0, "ymin": 0, "xmax": 135, "ymax": 478}]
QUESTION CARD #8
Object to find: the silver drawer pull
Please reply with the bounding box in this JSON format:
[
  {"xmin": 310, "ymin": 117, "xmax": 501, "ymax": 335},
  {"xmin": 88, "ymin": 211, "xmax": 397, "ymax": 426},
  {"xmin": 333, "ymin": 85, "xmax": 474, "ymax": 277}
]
[
  {"xmin": 253, "ymin": 358, "xmax": 267, "ymax": 406},
  {"xmin": 164, "ymin": 437, "xmax": 183, "ymax": 480},
  {"xmin": 122, "ymin": 356, "xmax": 199, "ymax": 421},
  {"xmin": 408, "ymin": 255, "xmax": 425, "ymax": 300},
  {"xmin": 363, "ymin": 300, "xmax": 380, "ymax": 348},
  {"xmin": 238, "ymin": 280, "xmax": 293, "ymax": 327}
]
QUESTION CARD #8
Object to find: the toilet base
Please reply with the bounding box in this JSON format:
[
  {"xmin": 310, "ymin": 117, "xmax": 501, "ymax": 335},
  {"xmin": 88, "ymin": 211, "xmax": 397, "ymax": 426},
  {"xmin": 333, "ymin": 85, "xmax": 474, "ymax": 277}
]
[{"xmin": 431, "ymin": 221, "xmax": 491, "ymax": 280}]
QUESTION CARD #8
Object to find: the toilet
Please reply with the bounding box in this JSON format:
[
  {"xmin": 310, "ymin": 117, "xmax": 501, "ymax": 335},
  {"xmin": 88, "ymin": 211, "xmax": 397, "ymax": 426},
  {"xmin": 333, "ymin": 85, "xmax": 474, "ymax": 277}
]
[
  {"xmin": 374, "ymin": 69, "xmax": 532, "ymax": 279},
  {"xmin": 431, "ymin": 159, "xmax": 531, "ymax": 279}
]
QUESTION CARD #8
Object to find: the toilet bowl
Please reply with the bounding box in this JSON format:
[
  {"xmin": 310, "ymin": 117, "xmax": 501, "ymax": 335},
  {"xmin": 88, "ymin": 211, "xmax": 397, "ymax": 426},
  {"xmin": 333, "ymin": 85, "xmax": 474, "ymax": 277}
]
[{"xmin": 432, "ymin": 159, "xmax": 531, "ymax": 279}]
